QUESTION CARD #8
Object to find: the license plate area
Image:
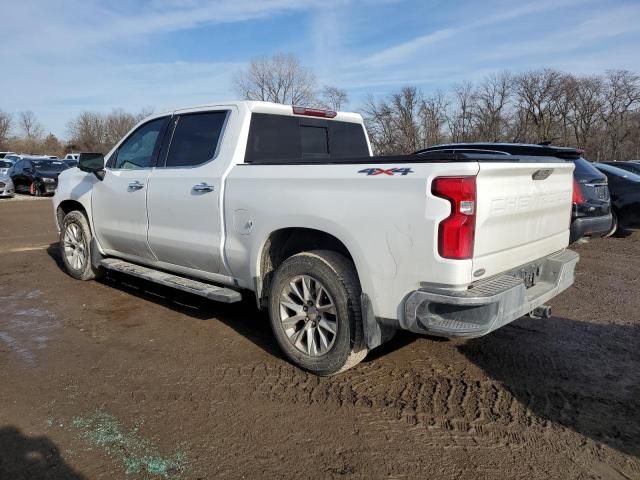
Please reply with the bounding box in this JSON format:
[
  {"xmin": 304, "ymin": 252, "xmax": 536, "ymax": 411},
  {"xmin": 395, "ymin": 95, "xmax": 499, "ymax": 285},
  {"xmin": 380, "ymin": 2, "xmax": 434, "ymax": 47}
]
[{"xmin": 511, "ymin": 262, "xmax": 541, "ymax": 289}]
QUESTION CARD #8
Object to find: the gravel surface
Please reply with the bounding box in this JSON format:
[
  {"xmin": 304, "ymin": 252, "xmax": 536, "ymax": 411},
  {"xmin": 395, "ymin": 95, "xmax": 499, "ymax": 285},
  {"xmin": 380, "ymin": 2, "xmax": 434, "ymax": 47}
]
[{"xmin": 0, "ymin": 200, "xmax": 638, "ymax": 479}]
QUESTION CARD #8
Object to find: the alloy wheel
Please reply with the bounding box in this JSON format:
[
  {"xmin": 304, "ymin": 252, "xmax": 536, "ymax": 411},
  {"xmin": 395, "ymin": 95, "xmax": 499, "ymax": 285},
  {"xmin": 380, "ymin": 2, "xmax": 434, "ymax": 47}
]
[
  {"xmin": 279, "ymin": 274, "xmax": 338, "ymax": 357},
  {"xmin": 63, "ymin": 223, "xmax": 87, "ymax": 271}
]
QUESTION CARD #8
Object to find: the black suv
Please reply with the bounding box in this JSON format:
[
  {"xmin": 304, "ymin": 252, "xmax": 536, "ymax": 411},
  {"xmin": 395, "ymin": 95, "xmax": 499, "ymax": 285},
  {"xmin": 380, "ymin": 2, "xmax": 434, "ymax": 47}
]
[
  {"xmin": 9, "ymin": 157, "xmax": 69, "ymax": 196},
  {"xmin": 415, "ymin": 143, "xmax": 612, "ymax": 244}
]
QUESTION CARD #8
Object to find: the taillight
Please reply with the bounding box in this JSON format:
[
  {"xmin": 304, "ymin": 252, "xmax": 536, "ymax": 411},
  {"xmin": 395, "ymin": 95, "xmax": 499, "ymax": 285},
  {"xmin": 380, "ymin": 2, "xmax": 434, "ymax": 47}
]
[
  {"xmin": 432, "ymin": 176, "xmax": 476, "ymax": 259},
  {"xmin": 572, "ymin": 178, "xmax": 585, "ymax": 204},
  {"xmin": 292, "ymin": 106, "xmax": 337, "ymax": 118}
]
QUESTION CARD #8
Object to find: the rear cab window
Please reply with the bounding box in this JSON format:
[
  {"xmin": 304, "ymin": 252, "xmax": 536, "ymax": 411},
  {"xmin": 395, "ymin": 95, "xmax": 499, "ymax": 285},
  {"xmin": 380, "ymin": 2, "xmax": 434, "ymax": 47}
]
[{"xmin": 244, "ymin": 113, "xmax": 369, "ymax": 164}]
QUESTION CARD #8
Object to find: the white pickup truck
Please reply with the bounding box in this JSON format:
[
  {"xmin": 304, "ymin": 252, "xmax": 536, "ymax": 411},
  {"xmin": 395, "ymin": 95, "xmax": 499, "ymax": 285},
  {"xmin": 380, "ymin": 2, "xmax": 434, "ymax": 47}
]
[{"xmin": 53, "ymin": 101, "xmax": 578, "ymax": 375}]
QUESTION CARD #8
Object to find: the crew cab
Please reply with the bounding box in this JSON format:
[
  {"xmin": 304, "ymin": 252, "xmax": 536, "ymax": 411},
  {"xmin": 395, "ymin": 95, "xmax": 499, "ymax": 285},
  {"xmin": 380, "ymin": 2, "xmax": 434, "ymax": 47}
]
[{"xmin": 53, "ymin": 101, "xmax": 579, "ymax": 375}]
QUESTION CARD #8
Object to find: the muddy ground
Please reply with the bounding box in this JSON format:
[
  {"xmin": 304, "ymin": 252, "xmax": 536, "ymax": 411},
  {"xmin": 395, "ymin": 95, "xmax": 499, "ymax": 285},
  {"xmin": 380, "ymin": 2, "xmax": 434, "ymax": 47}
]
[{"xmin": 0, "ymin": 197, "xmax": 638, "ymax": 480}]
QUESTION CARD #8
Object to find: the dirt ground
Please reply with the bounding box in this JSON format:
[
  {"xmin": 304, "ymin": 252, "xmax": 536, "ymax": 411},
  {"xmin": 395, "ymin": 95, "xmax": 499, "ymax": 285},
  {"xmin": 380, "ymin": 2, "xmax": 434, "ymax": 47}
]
[{"xmin": 0, "ymin": 197, "xmax": 638, "ymax": 480}]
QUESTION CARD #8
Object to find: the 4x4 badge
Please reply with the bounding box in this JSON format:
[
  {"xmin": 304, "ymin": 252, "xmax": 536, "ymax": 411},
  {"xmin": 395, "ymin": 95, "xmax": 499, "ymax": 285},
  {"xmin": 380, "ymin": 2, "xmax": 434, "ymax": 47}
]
[
  {"xmin": 532, "ymin": 169, "xmax": 553, "ymax": 180},
  {"xmin": 358, "ymin": 167, "xmax": 414, "ymax": 176}
]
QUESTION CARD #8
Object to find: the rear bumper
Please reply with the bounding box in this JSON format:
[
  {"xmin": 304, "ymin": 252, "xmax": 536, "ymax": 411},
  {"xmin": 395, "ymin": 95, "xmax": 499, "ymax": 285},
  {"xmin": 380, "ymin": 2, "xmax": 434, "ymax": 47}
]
[
  {"xmin": 402, "ymin": 249, "xmax": 579, "ymax": 338},
  {"xmin": 570, "ymin": 214, "xmax": 612, "ymax": 243}
]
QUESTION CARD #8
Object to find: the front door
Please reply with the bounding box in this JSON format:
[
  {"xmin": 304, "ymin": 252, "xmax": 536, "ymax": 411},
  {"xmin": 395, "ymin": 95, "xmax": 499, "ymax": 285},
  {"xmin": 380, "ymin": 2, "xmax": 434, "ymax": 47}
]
[
  {"xmin": 146, "ymin": 108, "xmax": 233, "ymax": 274},
  {"xmin": 92, "ymin": 116, "xmax": 169, "ymax": 260}
]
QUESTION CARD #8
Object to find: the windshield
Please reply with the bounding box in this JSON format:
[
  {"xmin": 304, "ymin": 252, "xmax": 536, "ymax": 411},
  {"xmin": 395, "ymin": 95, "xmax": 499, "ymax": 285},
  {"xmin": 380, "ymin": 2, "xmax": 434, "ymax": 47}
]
[
  {"xmin": 595, "ymin": 162, "xmax": 640, "ymax": 183},
  {"xmin": 32, "ymin": 160, "xmax": 68, "ymax": 172},
  {"xmin": 0, "ymin": 160, "xmax": 11, "ymax": 168}
]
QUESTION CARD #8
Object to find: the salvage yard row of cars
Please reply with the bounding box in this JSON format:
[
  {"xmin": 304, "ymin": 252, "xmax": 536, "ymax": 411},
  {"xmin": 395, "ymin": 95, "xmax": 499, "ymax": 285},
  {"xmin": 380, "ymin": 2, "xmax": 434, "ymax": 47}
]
[{"xmin": 0, "ymin": 152, "xmax": 80, "ymax": 198}]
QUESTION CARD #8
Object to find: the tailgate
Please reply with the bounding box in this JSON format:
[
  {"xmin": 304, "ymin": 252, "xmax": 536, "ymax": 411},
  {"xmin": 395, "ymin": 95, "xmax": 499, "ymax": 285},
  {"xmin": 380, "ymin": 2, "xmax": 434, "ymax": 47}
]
[{"xmin": 473, "ymin": 161, "xmax": 574, "ymax": 280}]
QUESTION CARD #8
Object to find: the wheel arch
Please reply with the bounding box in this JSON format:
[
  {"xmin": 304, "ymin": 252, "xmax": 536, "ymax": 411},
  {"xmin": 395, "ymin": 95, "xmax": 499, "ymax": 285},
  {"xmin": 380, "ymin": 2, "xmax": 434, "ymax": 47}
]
[
  {"xmin": 255, "ymin": 227, "xmax": 360, "ymax": 308},
  {"xmin": 56, "ymin": 200, "xmax": 90, "ymax": 231}
]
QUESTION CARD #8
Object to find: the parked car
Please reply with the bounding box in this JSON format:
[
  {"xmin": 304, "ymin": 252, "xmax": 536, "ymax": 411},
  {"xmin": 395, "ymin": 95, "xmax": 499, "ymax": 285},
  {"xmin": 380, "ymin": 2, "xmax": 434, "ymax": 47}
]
[
  {"xmin": 64, "ymin": 153, "xmax": 80, "ymax": 161},
  {"xmin": 601, "ymin": 161, "xmax": 640, "ymax": 175},
  {"xmin": 63, "ymin": 158, "xmax": 78, "ymax": 168},
  {"xmin": 54, "ymin": 101, "xmax": 578, "ymax": 375},
  {"xmin": 3, "ymin": 154, "xmax": 21, "ymax": 164},
  {"xmin": 0, "ymin": 151, "xmax": 16, "ymax": 159},
  {"xmin": 415, "ymin": 143, "xmax": 612, "ymax": 244},
  {"xmin": 10, "ymin": 157, "xmax": 69, "ymax": 196},
  {"xmin": 0, "ymin": 159, "xmax": 12, "ymax": 175},
  {"xmin": 0, "ymin": 173, "xmax": 14, "ymax": 198},
  {"xmin": 593, "ymin": 163, "xmax": 640, "ymax": 235}
]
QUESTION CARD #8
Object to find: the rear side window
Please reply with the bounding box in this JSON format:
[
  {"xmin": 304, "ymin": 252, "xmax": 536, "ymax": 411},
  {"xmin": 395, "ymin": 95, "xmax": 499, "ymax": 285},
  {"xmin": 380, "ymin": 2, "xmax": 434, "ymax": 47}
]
[
  {"xmin": 164, "ymin": 111, "xmax": 228, "ymax": 168},
  {"xmin": 245, "ymin": 113, "xmax": 369, "ymax": 164}
]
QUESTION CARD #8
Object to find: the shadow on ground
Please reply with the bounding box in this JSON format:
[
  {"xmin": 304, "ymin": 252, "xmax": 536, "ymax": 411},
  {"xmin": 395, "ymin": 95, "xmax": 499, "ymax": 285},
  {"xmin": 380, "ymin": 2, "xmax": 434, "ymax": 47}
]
[
  {"xmin": 459, "ymin": 316, "xmax": 640, "ymax": 457},
  {"xmin": 0, "ymin": 426, "xmax": 85, "ymax": 479},
  {"xmin": 47, "ymin": 243, "xmax": 282, "ymax": 360}
]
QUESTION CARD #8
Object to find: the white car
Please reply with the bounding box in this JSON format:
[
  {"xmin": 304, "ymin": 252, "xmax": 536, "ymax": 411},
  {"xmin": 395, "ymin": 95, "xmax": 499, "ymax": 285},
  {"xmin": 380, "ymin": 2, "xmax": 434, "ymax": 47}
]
[
  {"xmin": 64, "ymin": 153, "xmax": 79, "ymax": 161},
  {"xmin": 0, "ymin": 173, "xmax": 14, "ymax": 197},
  {"xmin": 53, "ymin": 101, "xmax": 578, "ymax": 375},
  {"xmin": 0, "ymin": 159, "xmax": 12, "ymax": 175}
]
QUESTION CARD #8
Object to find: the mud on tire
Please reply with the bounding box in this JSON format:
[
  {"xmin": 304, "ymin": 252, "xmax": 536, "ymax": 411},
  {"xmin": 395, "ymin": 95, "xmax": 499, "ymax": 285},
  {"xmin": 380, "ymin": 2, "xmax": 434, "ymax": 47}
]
[
  {"xmin": 268, "ymin": 250, "xmax": 368, "ymax": 376},
  {"xmin": 60, "ymin": 210, "xmax": 103, "ymax": 281}
]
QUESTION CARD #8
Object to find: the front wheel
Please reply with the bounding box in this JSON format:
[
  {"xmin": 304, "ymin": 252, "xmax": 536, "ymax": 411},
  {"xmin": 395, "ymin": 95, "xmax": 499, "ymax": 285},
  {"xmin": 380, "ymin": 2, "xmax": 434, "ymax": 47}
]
[
  {"xmin": 268, "ymin": 250, "xmax": 368, "ymax": 376},
  {"xmin": 60, "ymin": 210, "xmax": 103, "ymax": 281}
]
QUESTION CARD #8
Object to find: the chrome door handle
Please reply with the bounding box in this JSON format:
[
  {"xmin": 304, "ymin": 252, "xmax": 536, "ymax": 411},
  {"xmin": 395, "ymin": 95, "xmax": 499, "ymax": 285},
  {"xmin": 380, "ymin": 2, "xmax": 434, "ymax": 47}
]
[
  {"xmin": 193, "ymin": 182, "xmax": 214, "ymax": 193},
  {"xmin": 128, "ymin": 181, "xmax": 144, "ymax": 191}
]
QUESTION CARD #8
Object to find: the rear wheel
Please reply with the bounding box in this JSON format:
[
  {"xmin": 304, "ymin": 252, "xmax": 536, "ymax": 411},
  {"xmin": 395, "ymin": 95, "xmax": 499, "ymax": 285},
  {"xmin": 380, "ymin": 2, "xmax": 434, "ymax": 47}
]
[
  {"xmin": 30, "ymin": 181, "xmax": 41, "ymax": 197},
  {"xmin": 604, "ymin": 211, "xmax": 618, "ymax": 238},
  {"xmin": 268, "ymin": 250, "xmax": 368, "ymax": 376},
  {"xmin": 60, "ymin": 210, "xmax": 103, "ymax": 281}
]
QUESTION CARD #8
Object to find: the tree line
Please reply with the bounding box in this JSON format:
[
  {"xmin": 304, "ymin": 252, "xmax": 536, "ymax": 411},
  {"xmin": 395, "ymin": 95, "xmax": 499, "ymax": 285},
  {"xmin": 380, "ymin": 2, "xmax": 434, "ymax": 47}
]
[
  {"xmin": 1, "ymin": 54, "xmax": 638, "ymax": 161},
  {"xmin": 0, "ymin": 108, "xmax": 152, "ymax": 157},
  {"xmin": 364, "ymin": 69, "xmax": 640, "ymax": 160}
]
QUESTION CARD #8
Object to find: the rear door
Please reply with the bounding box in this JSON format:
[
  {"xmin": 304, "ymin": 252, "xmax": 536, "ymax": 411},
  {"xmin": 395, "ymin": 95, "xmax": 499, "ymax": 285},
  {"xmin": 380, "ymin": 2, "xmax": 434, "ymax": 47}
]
[
  {"xmin": 146, "ymin": 107, "xmax": 234, "ymax": 274},
  {"xmin": 92, "ymin": 116, "xmax": 169, "ymax": 260},
  {"xmin": 473, "ymin": 160, "xmax": 574, "ymax": 279}
]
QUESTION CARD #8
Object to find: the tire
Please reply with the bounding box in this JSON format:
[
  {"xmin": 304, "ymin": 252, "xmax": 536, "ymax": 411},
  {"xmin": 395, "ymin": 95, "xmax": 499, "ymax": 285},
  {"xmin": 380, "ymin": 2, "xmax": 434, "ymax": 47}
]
[
  {"xmin": 604, "ymin": 211, "xmax": 618, "ymax": 238},
  {"xmin": 60, "ymin": 210, "xmax": 103, "ymax": 281},
  {"xmin": 268, "ymin": 250, "xmax": 368, "ymax": 376},
  {"xmin": 30, "ymin": 181, "xmax": 41, "ymax": 197}
]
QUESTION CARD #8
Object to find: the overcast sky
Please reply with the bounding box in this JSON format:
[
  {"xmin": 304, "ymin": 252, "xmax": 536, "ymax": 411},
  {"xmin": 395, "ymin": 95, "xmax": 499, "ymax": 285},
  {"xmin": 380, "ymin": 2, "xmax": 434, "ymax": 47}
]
[{"xmin": 2, "ymin": 0, "xmax": 639, "ymax": 139}]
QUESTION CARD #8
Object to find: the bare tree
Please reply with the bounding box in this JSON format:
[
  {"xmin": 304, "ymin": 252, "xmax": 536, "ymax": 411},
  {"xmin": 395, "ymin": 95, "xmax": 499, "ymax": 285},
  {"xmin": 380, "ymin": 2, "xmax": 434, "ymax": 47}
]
[
  {"xmin": 42, "ymin": 133, "xmax": 63, "ymax": 156},
  {"xmin": 448, "ymin": 81, "xmax": 476, "ymax": 142},
  {"xmin": 473, "ymin": 72, "xmax": 512, "ymax": 142},
  {"xmin": 67, "ymin": 112, "xmax": 107, "ymax": 152},
  {"xmin": 234, "ymin": 53, "xmax": 317, "ymax": 105},
  {"xmin": 566, "ymin": 75, "xmax": 604, "ymax": 154},
  {"xmin": 104, "ymin": 109, "xmax": 137, "ymax": 148},
  {"xmin": 420, "ymin": 91, "xmax": 448, "ymax": 148},
  {"xmin": 600, "ymin": 70, "xmax": 640, "ymax": 160},
  {"xmin": 19, "ymin": 111, "xmax": 44, "ymax": 140},
  {"xmin": 320, "ymin": 86, "xmax": 348, "ymax": 111},
  {"xmin": 0, "ymin": 110, "xmax": 11, "ymax": 149},
  {"xmin": 513, "ymin": 69, "xmax": 567, "ymax": 143},
  {"xmin": 363, "ymin": 95, "xmax": 402, "ymax": 155}
]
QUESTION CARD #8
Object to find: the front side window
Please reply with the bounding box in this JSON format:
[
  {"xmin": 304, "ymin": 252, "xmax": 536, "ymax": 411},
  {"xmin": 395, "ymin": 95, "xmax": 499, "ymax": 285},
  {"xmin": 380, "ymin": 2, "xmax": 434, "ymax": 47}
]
[
  {"xmin": 112, "ymin": 117, "xmax": 167, "ymax": 169},
  {"xmin": 164, "ymin": 111, "xmax": 228, "ymax": 168}
]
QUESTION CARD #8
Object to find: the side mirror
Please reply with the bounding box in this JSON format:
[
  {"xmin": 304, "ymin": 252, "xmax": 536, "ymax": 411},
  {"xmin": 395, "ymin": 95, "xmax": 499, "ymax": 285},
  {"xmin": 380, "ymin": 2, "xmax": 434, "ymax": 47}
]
[
  {"xmin": 23, "ymin": 167, "xmax": 31, "ymax": 173},
  {"xmin": 78, "ymin": 153, "xmax": 105, "ymax": 180}
]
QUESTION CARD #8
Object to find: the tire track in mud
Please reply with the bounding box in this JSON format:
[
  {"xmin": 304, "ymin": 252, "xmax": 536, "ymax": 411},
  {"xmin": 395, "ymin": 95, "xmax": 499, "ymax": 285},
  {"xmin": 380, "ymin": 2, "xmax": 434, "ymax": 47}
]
[{"xmin": 93, "ymin": 358, "xmax": 637, "ymax": 458}]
